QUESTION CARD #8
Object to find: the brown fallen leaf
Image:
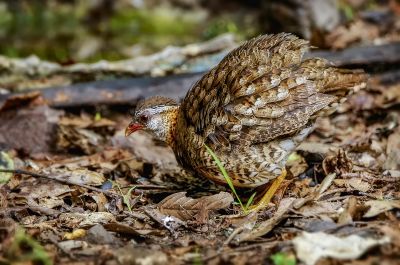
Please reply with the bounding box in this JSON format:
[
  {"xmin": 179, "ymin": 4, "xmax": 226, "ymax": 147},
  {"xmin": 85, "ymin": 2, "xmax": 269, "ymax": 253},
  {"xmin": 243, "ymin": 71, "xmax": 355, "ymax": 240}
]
[
  {"xmin": 104, "ymin": 222, "xmax": 165, "ymax": 237},
  {"xmin": 145, "ymin": 207, "xmax": 186, "ymax": 233},
  {"xmin": 384, "ymin": 128, "xmax": 400, "ymax": 170},
  {"xmin": 157, "ymin": 191, "xmax": 233, "ymax": 222},
  {"xmin": 59, "ymin": 212, "xmax": 116, "ymax": 228},
  {"xmin": 0, "ymin": 91, "xmax": 41, "ymax": 112},
  {"xmin": 49, "ymin": 168, "xmax": 106, "ymax": 186},
  {"xmin": 347, "ymin": 178, "xmax": 371, "ymax": 193},
  {"xmin": 296, "ymin": 142, "xmax": 338, "ymax": 157},
  {"xmin": 56, "ymin": 113, "xmax": 116, "ymax": 155},
  {"xmin": 363, "ymin": 200, "xmax": 400, "ymax": 218},
  {"xmin": 236, "ymin": 198, "xmax": 296, "ymax": 242},
  {"xmin": 337, "ymin": 197, "xmax": 359, "ymax": 225}
]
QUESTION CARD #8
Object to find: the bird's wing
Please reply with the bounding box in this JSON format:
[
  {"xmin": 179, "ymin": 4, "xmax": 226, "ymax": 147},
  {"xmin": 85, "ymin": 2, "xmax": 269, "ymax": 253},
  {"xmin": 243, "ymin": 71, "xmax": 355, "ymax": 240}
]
[{"xmin": 179, "ymin": 33, "xmax": 366, "ymax": 149}]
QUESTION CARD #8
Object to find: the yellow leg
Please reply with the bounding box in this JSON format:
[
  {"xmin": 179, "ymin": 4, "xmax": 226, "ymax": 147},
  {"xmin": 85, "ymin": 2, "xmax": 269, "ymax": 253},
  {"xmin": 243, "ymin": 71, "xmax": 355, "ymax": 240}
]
[{"xmin": 249, "ymin": 169, "xmax": 287, "ymax": 212}]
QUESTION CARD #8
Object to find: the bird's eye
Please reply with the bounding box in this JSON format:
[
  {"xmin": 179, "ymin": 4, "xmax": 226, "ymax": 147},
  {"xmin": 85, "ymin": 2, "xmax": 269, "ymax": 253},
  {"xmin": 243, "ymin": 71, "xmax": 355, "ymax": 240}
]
[{"xmin": 139, "ymin": 115, "xmax": 148, "ymax": 123}]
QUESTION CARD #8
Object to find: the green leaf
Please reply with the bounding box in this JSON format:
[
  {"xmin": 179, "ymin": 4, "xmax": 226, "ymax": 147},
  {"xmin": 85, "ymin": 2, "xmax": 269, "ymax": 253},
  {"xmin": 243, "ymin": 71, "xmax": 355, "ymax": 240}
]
[
  {"xmin": 287, "ymin": 152, "xmax": 301, "ymax": 163},
  {"xmin": 111, "ymin": 180, "xmax": 136, "ymax": 212},
  {"xmin": 271, "ymin": 252, "xmax": 296, "ymax": 265},
  {"xmin": 245, "ymin": 192, "xmax": 257, "ymax": 210},
  {"xmin": 94, "ymin": 112, "xmax": 102, "ymax": 121},
  {"xmin": 125, "ymin": 186, "xmax": 137, "ymax": 212}
]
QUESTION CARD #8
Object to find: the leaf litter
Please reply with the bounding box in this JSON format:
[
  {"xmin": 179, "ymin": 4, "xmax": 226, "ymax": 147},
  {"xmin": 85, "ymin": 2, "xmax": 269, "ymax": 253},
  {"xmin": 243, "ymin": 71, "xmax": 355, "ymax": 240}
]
[{"xmin": 1, "ymin": 13, "xmax": 400, "ymax": 265}]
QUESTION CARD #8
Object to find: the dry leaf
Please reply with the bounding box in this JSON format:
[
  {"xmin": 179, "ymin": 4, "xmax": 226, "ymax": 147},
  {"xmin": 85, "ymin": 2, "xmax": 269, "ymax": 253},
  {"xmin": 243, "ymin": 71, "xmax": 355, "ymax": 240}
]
[
  {"xmin": 337, "ymin": 197, "xmax": 358, "ymax": 225},
  {"xmin": 348, "ymin": 178, "xmax": 371, "ymax": 192},
  {"xmin": 24, "ymin": 181, "xmax": 71, "ymax": 200},
  {"xmin": 60, "ymin": 168, "xmax": 106, "ymax": 186},
  {"xmin": 296, "ymin": 142, "xmax": 337, "ymax": 156},
  {"xmin": 104, "ymin": 222, "xmax": 165, "ymax": 237},
  {"xmin": 293, "ymin": 232, "xmax": 390, "ymax": 265},
  {"xmin": 363, "ymin": 200, "xmax": 400, "ymax": 218},
  {"xmin": 63, "ymin": 229, "xmax": 87, "ymax": 240},
  {"xmin": 145, "ymin": 207, "xmax": 186, "ymax": 232},
  {"xmin": 236, "ymin": 198, "xmax": 296, "ymax": 242},
  {"xmin": 157, "ymin": 192, "xmax": 233, "ymax": 221},
  {"xmin": 92, "ymin": 193, "xmax": 108, "ymax": 212},
  {"xmin": 286, "ymin": 153, "xmax": 308, "ymax": 177},
  {"xmin": 297, "ymin": 201, "xmax": 342, "ymax": 218},
  {"xmin": 57, "ymin": 240, "xmax": 88, "ymax": 252},
  {"xmin": 384, "ymin": 129, "xmax": 400, "ymax": 170},
  {"xmin": 36, "ymin": 197, "xmax": 64, "ymax": 209},
  {"xmin": 59, "ymin": 212, "xmax": 116, "ymax": 228}
]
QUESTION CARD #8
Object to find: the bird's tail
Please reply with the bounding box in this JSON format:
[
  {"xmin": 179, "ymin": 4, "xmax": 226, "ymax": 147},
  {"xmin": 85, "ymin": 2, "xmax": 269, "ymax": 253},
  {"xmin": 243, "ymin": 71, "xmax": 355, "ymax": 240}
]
[
  {"xmin": 300, "ymin": 58, "xmax": 368, "ymax": 98},
  {"xmin": 317, "ymin": 68, "xmax": 368, "ymax": 98},
  {"xmin": 301, "ymin": 58, "xmax": 368, "ymax": 117}
]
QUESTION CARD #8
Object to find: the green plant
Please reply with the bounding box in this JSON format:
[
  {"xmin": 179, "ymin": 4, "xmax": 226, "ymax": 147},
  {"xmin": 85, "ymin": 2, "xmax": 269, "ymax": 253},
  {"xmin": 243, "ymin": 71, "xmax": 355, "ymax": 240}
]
[
  {"xmin": 271, "ymin": 252, "xmax": 296, "ymax": 265},
  {"xmin": 204, "ymin": 144, "xmax": 255, "ymax": 213},
  {"xmin": 112, "ymin": 181, "xmax": 136, "ymax": 212},
  {"xmin": 94, "ymin": 112, "xmax": 102, "ymax": 121},
  {"xmin": 8, "ymin": 227, "xmax": 52, "ymax": 265},
  {"xmin": 192, "ymin": 247, "xmax": 203, "ymax": 265}
]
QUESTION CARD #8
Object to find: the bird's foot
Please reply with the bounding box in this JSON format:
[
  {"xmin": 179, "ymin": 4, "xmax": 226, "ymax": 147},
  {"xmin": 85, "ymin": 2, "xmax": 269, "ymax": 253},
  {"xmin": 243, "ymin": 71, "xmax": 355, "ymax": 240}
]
[{"xmin": 247, "ymin": 169, "xmax": 287, "ymax": 213}]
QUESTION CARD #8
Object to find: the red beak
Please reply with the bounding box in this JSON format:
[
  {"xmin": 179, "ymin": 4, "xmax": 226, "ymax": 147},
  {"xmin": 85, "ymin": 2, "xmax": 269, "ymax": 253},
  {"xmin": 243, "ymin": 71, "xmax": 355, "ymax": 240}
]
[{"xmin": 125, "ymin": 122, "xmax": 143, "ymax": 136}]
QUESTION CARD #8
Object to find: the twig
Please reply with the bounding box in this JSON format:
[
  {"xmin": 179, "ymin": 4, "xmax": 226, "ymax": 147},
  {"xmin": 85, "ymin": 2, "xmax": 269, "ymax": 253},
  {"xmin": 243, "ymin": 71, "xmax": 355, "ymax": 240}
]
[
  {"xmin": 342, "ymin": 172, "xmax": 398, "ymax": 183},
  {"xmin": 318, "ymin": 188, "xmax": 348, "ymax": 201},
  {"xmin": 223, "ymin": 227, "xmax": 245, "ymax": 246},
  {"xmin": 120, "ymin": 184, "xmax": 170, "ymax": 190},
  {"xmin": 0, "ymin": 169, "xmax": 119, "ymax": 198},
  {"xmin": 324, "ymin": 195, "xmax": 352, "ymax": 202}
]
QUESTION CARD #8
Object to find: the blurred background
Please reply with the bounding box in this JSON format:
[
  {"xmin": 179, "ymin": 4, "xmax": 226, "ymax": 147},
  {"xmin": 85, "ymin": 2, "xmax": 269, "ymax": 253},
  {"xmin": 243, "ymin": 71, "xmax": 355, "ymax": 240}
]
[{"xmin": 0, "ymin": 0, "xmax": 398, "ymax": 64}]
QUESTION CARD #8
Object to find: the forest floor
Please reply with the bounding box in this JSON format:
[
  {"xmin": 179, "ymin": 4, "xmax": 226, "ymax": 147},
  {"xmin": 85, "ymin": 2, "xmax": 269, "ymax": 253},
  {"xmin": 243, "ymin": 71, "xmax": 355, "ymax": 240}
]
[
  {"xmin": 2, "ymin": 64, "xmax": 400, "ymax": 265},
  {"xmin": 1, "ymin": 3, "xmax": 400, "ymax": 265}
]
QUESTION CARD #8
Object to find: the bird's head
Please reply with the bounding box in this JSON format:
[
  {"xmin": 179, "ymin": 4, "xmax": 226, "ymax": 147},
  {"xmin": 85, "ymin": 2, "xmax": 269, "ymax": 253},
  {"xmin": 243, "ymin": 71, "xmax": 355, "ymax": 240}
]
[{"xmin": 125, "ymin": 96, "xmax": 179, "ymax": 145}]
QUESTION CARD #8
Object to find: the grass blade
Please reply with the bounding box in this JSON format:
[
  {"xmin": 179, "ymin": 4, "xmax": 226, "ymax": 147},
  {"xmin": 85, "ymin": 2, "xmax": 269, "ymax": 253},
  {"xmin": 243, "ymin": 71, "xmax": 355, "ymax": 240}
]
[
  {"xmin": 204, "ymin": 144, "xmax": 245, "ymax": 212},
  {"xmin": 245, "ymin": 192, "xmax": 257, "ymax": 211}
]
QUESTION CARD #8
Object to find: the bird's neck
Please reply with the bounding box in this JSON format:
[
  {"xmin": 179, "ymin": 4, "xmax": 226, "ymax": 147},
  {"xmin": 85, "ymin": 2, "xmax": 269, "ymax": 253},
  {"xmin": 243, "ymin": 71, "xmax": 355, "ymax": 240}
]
[{"xmin": 162, "ymin": 106, "xmax": 180, "ymax": 148}]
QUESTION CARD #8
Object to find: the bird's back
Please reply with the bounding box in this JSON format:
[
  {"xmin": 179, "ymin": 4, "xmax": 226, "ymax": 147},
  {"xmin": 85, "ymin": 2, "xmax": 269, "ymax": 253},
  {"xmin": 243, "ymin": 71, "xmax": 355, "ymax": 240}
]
[{"xmin": 173, "ymin": 33, "xmax": 367, "ymax": 187}]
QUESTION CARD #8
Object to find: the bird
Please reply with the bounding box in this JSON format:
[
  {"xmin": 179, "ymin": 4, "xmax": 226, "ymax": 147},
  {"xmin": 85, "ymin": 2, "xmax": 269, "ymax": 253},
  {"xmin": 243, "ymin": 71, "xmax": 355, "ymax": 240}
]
[{"xmin": 125, "ymin": 33, "xmax": 367, "ymax": 211}]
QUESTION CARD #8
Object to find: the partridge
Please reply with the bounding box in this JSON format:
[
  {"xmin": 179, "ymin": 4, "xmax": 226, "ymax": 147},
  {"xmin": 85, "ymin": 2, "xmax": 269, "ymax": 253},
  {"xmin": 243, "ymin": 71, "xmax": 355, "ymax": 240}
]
[{"xmin": 126, "ymin": 33, "xmax": 367, "ymax": 210}]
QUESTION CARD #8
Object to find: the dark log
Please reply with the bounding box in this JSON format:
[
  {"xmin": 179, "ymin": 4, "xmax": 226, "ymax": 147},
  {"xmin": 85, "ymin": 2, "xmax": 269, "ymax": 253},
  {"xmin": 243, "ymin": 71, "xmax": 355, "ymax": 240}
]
[
  {"xmin": 41, "ymin": 72, "xmax": 203, "ymax": 107},
  {"xmin": 375, "ymin": 69, "xmax": 400, "ymax": 85},
  {"xmin": 306, "ymin": 42, "xmax": 400, "ymax": 66},
  {"xmin": 1, "ymin": 42, "xmax": 399, "ymax": 108}
]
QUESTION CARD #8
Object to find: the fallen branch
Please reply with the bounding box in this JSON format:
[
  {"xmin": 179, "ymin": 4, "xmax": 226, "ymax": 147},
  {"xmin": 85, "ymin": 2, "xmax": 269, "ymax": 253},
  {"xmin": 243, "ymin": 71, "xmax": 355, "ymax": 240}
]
[
  {"xmin": 0, "ymin": 42, "xmax": 398, "ymax": 108},
  {"xmin": 40, "ymin": 72, "xmax": 203, "ymax": 108},
  {"xmin": 306, "ymin": 42, "xmax": 400, "ymax": 66}
]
